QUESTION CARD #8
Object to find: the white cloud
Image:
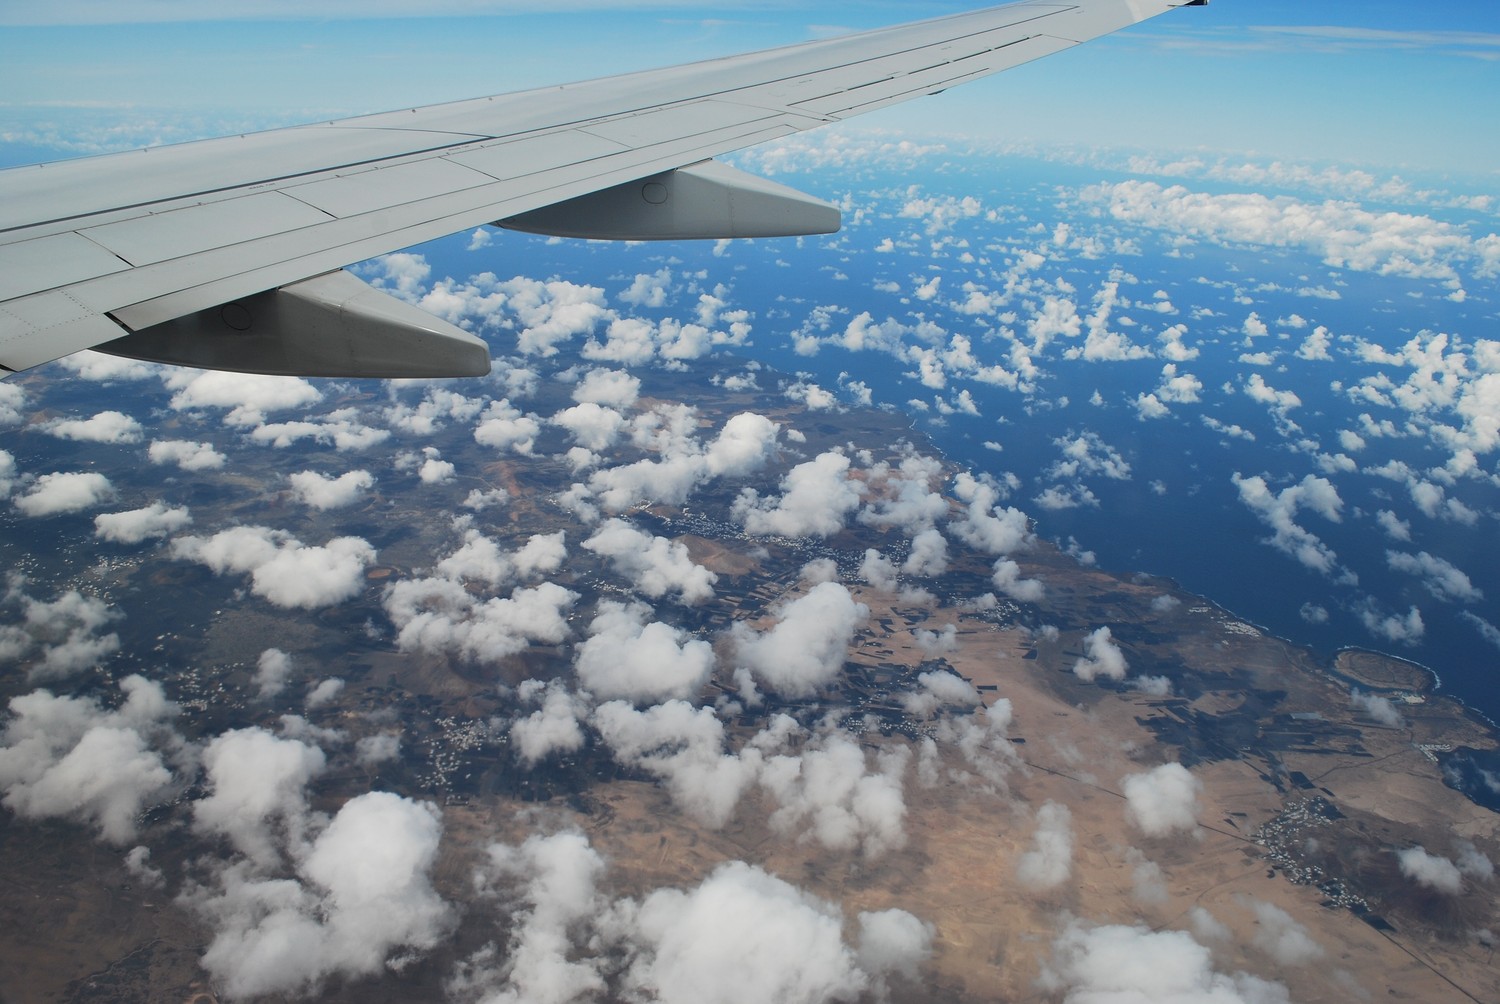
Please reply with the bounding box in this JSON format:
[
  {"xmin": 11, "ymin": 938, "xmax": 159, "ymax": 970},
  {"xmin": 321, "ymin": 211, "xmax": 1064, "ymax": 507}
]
[
  {"xmin": 1358, "ymin": 601, "xmax": 1425, "ymax": 645},
  {"xmin": 572, "ymin": 367, "xmax": 641, "ymax": 408},
  {"xmin": 502, "ymin": 276, "xmax": 611, "ymax": 357},
  {"xmin": 165, "ymin": 369, "xmax": 322, "ymax": 427},
  {"xmin": 383, "ymin": 387, "xmax": 484, "ymax": 436},
  {"xmin": 857, "ymin": 452, "xmax": 947, "ymax": 536},
  {"xmin": 1350, "ymin": 688, "xmax": 1404, "ymax": 727},
  {"xmin": 1244, "ymin": 898, "xmax": 1323, "ymax": 966},
  {"xmin": 44, "ymin": 410, "xmax": 143, "ymax": 444},
  {"xmin": 1122, "ymin": 762, "xmax": 1201, "ymax": 837},
  {"xmin": 94, "ymin": 501, "xmax": 192, "ymax": 544},
  {"xmin": 254, "ymin": 648, "xmax": 294, "ymax": 700},
  {"xmin": 383, "ymin": 577, "xmax": 576, "ymax": 664},
  {"xmin": 1396, "ymin": 845, "xmax": 1464, "ymax": 894},
  {"xmin": 418, "ymin": 454, "xmax": 455, "ymax": 484},
  {"xmin": 704, "ymin": 412, "xmax": 781, "ymax": 477},
  {"xmin": 13, "ymin": 471, "xmax": 114, "ymax": 516},
  {"xmin": 0, "ymin": 675, "xmax": 178, "ymax": 844},
  {"xmin": 193, "ymin": 727, "xmax": 327, "ymax": 869},
  {"xmin": 553, "ymin": 402, "xmax": 626, "ymax": 452},
  {"xmin": 1081, "ymin": 179, "xmax": 1492, "ymax": 282},
  {"xmin": 1386, "ymin": 549, "xmax": 1483, "ymax": 603},
  {"xmin": 1016, "ymin": 800, "xmax": 1074, "ymax": 890},
  {"xmin": 473, "ymin": 398, "xmax": 541, "ymax": 455},
  {"xmin": 288, "ymin": 470, "xmax": 374, "ymax": 510},
  {"xmin": 621, "ymin": 862, "xmax": 874, "ymax": 1001},
  {"xmin": 0, "ymin": 581, "xmax": 122, "ymax": 682},
  {"xmin": 1041, "ymin": 920, "xmax": 1292, "ymax": 1004},
  {"xmin": 733, "ymin": 451, "xmax": 862, "ymax": 538},
  {"xmin": 574, "ymin": 600, "xmax": 714, "ymax": 703},
  {"xmin": 759, "ymin": 733, "xmax": 910, "ymax": 858},
  {"xmin": 191, "ymin": 792, "xmax": 451, "ymax": 999},
  {"xmin": 591, "ymin": 700, "xmax": 758, "ymax": 829},
  {"xmin": 306, "ymin": 678, "xmax": 345, "ymax": 709},
  {"xmin": 949, "ymin": 472, "xmax": 1033, "ymax": 555},
  {"xmin": 509, "ymin": 681, "xmax": 589, "ymax": 766},
  {"xmin": 992, "ymin": 557, "xmax": 1045, "ymax": 603},
  {"xmin": 249, "ymin": 409, "xmax": 391, "ymax": 451},
  {"xmin": 171, "ymin": 526, "xmax": 377, "ymax": 609},
  {"xmin": 903, "ymin": 527, "xmax": 950, "ymax": 577},
  {"xmin": 454, "ymin": 832, "xmax": 930, "ymax": 1004},
  {"xmin": 582, "ymin": 519, "xmax": 717, "ymax": 605},
  {"xmin": 1231, "ymin": 472, "xmax": 1352, "ymax": 580},
  {"xmin": 1073, "ymin": 626, "xmax": 1128, "ymax": 682},
  {"xmin": 148, "ymin": 439, "xmax": 227, "ymax": 471},
  {"xmin": 0, "ymin": 383, "xmax": 27, "ymax": 426},
  {"xmin": 730, "ymin": 582, "xmax": 868, "ymax": 698}
]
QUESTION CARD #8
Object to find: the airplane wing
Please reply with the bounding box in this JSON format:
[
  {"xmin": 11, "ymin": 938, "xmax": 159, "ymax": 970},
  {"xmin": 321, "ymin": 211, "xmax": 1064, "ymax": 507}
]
[{"xmin": 0, "ymin": 0, "xmax": 1206, "ymax": 380}]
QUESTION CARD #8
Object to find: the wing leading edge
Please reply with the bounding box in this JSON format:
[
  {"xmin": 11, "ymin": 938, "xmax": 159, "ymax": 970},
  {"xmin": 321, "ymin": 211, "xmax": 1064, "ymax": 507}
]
[{"xmin": 0, "ymin": 0, "xmax": 1208, "ymax": 379}]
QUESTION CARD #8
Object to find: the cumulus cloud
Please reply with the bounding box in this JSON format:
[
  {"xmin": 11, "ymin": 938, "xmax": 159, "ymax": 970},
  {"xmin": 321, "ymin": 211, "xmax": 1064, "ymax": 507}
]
[
  {"xmin": 383, "ymin": 387, "xmax": 484, "ymax": 436},
  {"xmin": 165, "ymin": 369, "xmax": 322, "ymax": 427},
  {"xmin": 730, "ymin": 582, "xmax": 868, "ymax": 698},
  {"xmin": 453, "ymin": 831, "xmax": 930, "ymax": 1004},
  {"xmin": 619, "ymin": 861, "xmax": 888, "ymax": 1002},
  {"xmin": 900, "ymin": 668, "xmax": 978, "ymax": 717},
  {"xmin": 0, "ymin": 450, "xmax": 15, "ymax": 499},
  {"xmin": 0, "ymin": 383, "xmax": 27, "ymax": 426},
  {"xmin": 193, "ymin": 727, "xmax": 327, "ymax": 869},
  {"xmin": 172, "ymin": 526, "xmax": 377, "ymax": 609},
  {"xmin": 572, "ymin": 367, "xmax": 641, "ymax": 408},
  {"xmin": 1081, "ymin": 178, "xmax": 1492, "ymax": 282},
  {"xmin": 13, "ymin": 471, "xmax": 114, "ymax": 516},
  {"xmin": 474, "ymin": 399, "xmax": 542, "ymax": 455},
  {"xmin": 148, "ymin": 439, "xmax": 227, "ymax": 471},
  {"xmin": 0, "ymin": 675, "xmax": 179, "ymax": 844},
  {"xmin": 1073, "ymin": 626, "xmax": 1128, "ymax": 682},
  {"xmin": 733, "ymin": 451, "xmax": 862, "ymax": 538},
  {"xmin": 249, "ymin": 409, "xmax": 390, "ymax": 451},
  {"xmin": 903, "ymin": 527, "xmax": 950, "ymax": 577},
  {"xmin": 190, "ymin": 791, "xmax": 451, "ymax": 999},
  {"xmin": 1396, "ymin": 845, "xmax": 1464, "ymax": 894},
  {"xmin": 254, "ymin": 648, "xmax": 295, "ymax": 700},
  {"xmin": 288, "ymin": 470, "xmax": 374, "ymax": 510},
  {"xmin": 1041, "ymin": 920, "xmax": 1292, "ymax": 1004},
  {"xmin": 509, "ymin": 681, "xmax": 589, "ymax": 766},
  {"xmin": 949, "ymin": 473, "xmax": 1033, "ymax": 555},
  {"xmin": 760, "ymin": 733, "xmax": 910, "ymax": 858},
  {"xmin": 44, "ymin": 410, "xmax": 143, "ymax": 444},
  {"xmin": 1122, "ymin": 762, "xmax": 1201, "ymax": 837},
  {"xmin": 574, "ymin": 600, "xmax": 714, "ymax": 703},
  {"xmin": 1016, "ymin": 800, "xmax": 1074, "ymax": 890},
  {"xmin": 383, "ymin": 578, "xmax": 576, "ymax": 665},
  {"xmin": 592, "ymin": 700, "xmax": 759, "ymax": 829},
  {"xmin": 1386, "ymin": 549, "xmax": 1483, "ymax": 603},
  {"xmin": 553, "ymin": 401, "xmax": 626, "ymax": 452},
  {"xmin": 94, "ymin": 501, "xmax": 192, "ymax": 544},
  {"xmin": 0, "ymin": 580, "xmax": 122, "ymax": 682},
  {"xmin": 1358, "ymin": 600, "xmax": 1425, "ymax": 645},
  {"xmin": 1231, "ymin": 472, "xmax": 1352, "ymax": 580},
  {"xmin": 582, "ymin": 520, "xmax": 717, "ymax": 605},
  {"xmin": 1350, "ymin": 688, "xmax": 1404, "ymax": 727},
  {"xmin": 992, "ymin": 557, "xmax": 1045, "ymax": 603},
  {"xmin": 1244, "ymin": 898, "xmax": 1323, "ymax": 966}
]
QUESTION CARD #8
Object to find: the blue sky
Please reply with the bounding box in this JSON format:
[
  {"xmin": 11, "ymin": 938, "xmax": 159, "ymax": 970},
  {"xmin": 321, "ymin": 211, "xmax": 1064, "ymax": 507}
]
[{"xmin": 2, "ymin": 1, "xmax": 1498, "ymax": 175}]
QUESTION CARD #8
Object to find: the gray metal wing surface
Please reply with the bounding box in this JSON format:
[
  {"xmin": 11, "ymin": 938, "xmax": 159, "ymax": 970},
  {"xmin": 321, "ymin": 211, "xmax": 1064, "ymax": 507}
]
[{"xmin": 0, "ymin": 0, "xmax": 1206, "ymax": 379}]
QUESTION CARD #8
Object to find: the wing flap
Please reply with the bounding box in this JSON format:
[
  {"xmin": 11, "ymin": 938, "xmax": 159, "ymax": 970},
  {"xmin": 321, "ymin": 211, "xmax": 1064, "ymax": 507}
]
[
  {"xmin": 0, "ymin": 232, "xmax": 130, "ymax": 302},
  {"xmin": 82, "ymin": 192, "xmax": 334, "ymax": 268}
]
